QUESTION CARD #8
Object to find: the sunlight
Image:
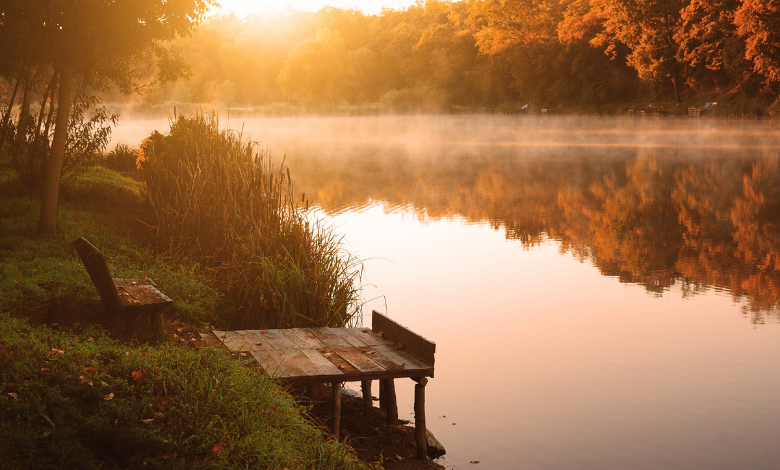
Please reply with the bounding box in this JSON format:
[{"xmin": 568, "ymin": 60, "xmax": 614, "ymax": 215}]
[{"xmin": 214, "ymin": 0, "xmax": 415, "ymax": 16}]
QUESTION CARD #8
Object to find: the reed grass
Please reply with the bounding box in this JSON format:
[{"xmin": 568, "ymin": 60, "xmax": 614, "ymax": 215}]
[{"xmin": 138, "ymin": 113, "xmax": 362, "ymax": 329}]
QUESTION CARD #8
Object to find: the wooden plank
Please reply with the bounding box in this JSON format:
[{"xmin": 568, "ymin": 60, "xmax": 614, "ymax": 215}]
[
  {"xmin": 356, "ymin": 346, "xmax": 404, "ymax": 372},
  {"xmin": 299, "ymin": 348, "xmax": 344, "ymax": 376},
  {"xmin": 329, "ymin": 328, "xmax": 369, "ymax": 348},
  {"xmin": 308, "ymin": 327, "xmax": 355, "ymax": 349},
  {"xmin": 319, "ymin": 349, "xmax": 362, "ymax": 376},
  {"xmin": 271, "ymin": 350, "xmax": 308, "ymax": 378},
  {"xmin": 256, "ymin": 329, "xmax": 296, "ymax": 350},
  {"xmin": 372, "ymin": 311, "xmax": 435, "ymax": 365},
  {"xmin": 371, "ymin": 344, "xmax": 429, "ymax": 372},
  {"xmin": 282, "ymin": 348, "xmax": 330, "ymax": 377},
  {"xmin": 332, "ymin": 347, "xmax": 385, "ymax": 373},
  {"xmin": 199, "ymin": 332, "xmax": 225, "ymax": 349},
  {"xmin": 291, "ymin": 328, "xmax": 328, "ymax": 349},
  {"xmin": 278, "ymin": 329, "xmax": 312, "ymax": 349},
  {"xmin": 344, "ymin": 327, "xmax": 385, "ymax": 346},
  {"xmin": 249, "ymin": 349, "xmax": 288, "ymax": 378},
  {"xmin": 216, "ymin": 330, "xmax": 252, "ymax": 352},
  {"xmin": 242, "ymin": 331, "xmax": 276, "ymax": 352}
]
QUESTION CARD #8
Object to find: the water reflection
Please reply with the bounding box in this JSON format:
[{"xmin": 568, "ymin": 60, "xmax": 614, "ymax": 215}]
[{"xmin": 288, "ymin": 146, "xmax": 780, "ymax": 322}]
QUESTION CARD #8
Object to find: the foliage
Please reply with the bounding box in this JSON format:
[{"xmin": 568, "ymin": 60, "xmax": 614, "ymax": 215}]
[
  {"xmin": 138, "ymin": 113, "xmax": 363, "ymax": 329},
  {"xmin": 0, "ymin": 313, "xmax": 374, "ymax": 469},
  {"xmin": 104, "ymin": 143, "xmax": 141, "ymax": 175}
]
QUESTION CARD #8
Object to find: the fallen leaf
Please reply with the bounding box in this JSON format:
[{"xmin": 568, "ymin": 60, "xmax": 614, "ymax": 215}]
[
  {"xmin": 211, "ymin": 442, "xmax": 227, "ymax": 454},
  {"xmin": 13, "ymin": 280, "xmax": 18, "ymax": 287},
  {"xmin": 79, "ymin": 379, "xmax": 94, "ymax": 387},
  {"xmin": 104, "ymin": 393, "xmax": 114, "ymax": 401},
  {"xmin": 87, "ymin": 338, "xmax": 94, "ymax": 342},
  {"xmin": 39, "ymin": 431, "xmax": 52, "ymax": 439},
  {"xmin": 254, "ymin": 342, "xmax": 262, "ymax": 346},
  {"xmin": 261, "ymin": 330, "xmax": 268, "ymax": 334},
  {"xmin": 101, "ymin": 381, "xmax": 108, "ymax": 387},
  {"xmin": 362, "ymin": 329, "xmax": 370, "ymax": 333},
  {"xmin": 51, "ymin": 349, "xmax": 64, "ymax": 356},
  {"xmin": 141, "ymin": 419, "xmax": 154, "ymax": 424},
  {"xmin": 131, "ymin": 369, "xmax": 148, "ymax": 382},
  {"xmin": 7, "ymin": 392, "xmax": 17, "ymax": 400},
  {"xmin": 39, "ymin": 368, "xmax": 51, "ymax": 376},
  {"xmin": 470, "ymin": 460, "xmax": 480, "ymax": 464},
  {"xmin": 82, "ymin": 367, "xmax": 97, "ymax": 373},
  {"xmin": 376, "ymin": 331, "xmax": 384, "ymax": 338},
  {"xmin": 394, "ymin": 343, "xmax": 404, "ymax": 350},
  {"xmin": 337, "ymin": 365, "xmax": 344, "ymax": 369},
  {"xmin": 239, "ymin": 352, "xmax": 247, "ymax": 357}
]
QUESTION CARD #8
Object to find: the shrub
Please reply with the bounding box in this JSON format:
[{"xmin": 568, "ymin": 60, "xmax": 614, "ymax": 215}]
[{"xmin": 138, "ymin": 113, "xmax": 362, "ymax": 329}]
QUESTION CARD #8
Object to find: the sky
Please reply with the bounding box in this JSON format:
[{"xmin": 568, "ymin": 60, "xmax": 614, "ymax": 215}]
[{"xmin": 214, "ymin": 0, "xmax": 416, "ymax": 16}]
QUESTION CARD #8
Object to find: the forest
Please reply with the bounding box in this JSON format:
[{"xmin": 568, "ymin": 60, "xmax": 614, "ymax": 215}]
[{"xmin": 116, "ymin": 0, "xmax": 779, "ymax": 114}]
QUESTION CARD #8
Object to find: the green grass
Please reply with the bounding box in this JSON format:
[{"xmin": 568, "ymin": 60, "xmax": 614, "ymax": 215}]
[
  {"xmin": 0, "ymin": 144, "xmax": 376, "ymax": 470},
  {"xmin": 0, "ymin": 313, "xmax": 375, "ymax": 469}
]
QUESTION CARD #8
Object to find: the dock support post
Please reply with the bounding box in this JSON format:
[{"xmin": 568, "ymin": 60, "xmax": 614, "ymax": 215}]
[
  {"xmin": 381, "ymin": 379, "xmax": 398, "ymax": 424},
  {"xmin": 379, "ymin": 379, "xmax": 386, "ymax": 410},
  {"xmin": 361, "ymin": 380, "xmax": 372, "ymax": 405},
  {"xmin": 414, "ymin": 377, "xmax": 428, "ymax": 459},
  {"xmin": 331, "ymin": 382, "xmax": 341, "ymax": 439}
]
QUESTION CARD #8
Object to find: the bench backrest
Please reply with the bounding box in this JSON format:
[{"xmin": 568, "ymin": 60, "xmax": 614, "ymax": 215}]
[
  {"xmin": 72, "ymin": 237, "xmax": 120, "ymax": 315},
  {"xmin": 372, "ymin": 310, "xmax": 435, "ymax": 366}
]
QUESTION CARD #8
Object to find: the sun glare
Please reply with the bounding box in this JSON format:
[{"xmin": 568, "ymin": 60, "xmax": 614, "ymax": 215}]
[{"xmin": 214, "ymin": 0, "xmax": 415, "ymax": 16}]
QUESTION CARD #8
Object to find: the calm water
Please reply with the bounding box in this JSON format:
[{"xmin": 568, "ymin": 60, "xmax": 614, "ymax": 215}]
[{"xmin": 113, "ymin": 115, "xmax": 780, "ymax": 469}]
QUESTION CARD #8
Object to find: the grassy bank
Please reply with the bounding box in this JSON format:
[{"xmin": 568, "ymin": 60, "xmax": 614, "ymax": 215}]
[{"xmin": 0, "ymin": 125, "xmax": 375, "ymax": 469}]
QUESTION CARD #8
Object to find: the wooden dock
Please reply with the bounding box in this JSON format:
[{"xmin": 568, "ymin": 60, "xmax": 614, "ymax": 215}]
[{"xmin": 202, "ymin": 311, "xmax": 436, "ymax": 459}]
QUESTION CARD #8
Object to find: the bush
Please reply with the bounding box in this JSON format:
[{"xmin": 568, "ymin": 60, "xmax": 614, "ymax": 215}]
[
  {"xmin": 138, "ymin": 113, "xmax": 362, "ymax": 329},
  {"xmin": 104, "ymin": 143, "xmax": 140, "ymax": 175}
]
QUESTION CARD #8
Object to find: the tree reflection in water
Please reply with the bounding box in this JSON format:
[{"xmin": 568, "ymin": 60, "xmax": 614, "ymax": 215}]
[{"xmin": 290, "ymin": 146, "xmax": 780, "ymax": 323}]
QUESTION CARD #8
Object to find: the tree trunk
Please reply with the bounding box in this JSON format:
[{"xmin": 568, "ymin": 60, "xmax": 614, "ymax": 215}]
[
  {"xmin": 35, "ymin": 71, "xmax": 58, "ymax": 139},
  {"xmin": 15, "ymin": 74, "xmax": 32, "ymax": 150},
  {"xmin": 37, "ymin": 67, "xmax": 73, "ymax": 234},
  {"xmin": 0, "ymin": 68, "xmax": 23, "ymax": 148}
]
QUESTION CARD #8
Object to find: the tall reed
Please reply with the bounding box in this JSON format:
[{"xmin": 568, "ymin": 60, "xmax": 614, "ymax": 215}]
[{"xmin": 138, "ymin": 113, "xmax": 362, "ymax": 328}]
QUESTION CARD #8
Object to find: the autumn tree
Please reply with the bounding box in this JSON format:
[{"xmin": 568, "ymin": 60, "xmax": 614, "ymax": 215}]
[
  {"xmin": 591, "ymin": 0, "xmax": 686, "ymax": 103},
  {"xmin": 734, "ymin": 0, "xmax": 780, "ymax": 90},
  {"xmin": 0, "ymin": 0, "xmax": 216, "ymax": 233}
]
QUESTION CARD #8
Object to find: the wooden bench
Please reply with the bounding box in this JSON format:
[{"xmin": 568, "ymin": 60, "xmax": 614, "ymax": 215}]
[
  {"xmin": 73, "ymin": 237, "xmax": 172, "ymax": 337},
  {"xmin": 204, "ymin": 310, "xmax": 439, "ymax": 459}
]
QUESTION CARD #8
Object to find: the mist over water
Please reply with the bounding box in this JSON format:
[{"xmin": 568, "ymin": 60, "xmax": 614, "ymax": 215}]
[{"xmin": 113, "ymin": 115, "xmax": 780, "ymax": 469}]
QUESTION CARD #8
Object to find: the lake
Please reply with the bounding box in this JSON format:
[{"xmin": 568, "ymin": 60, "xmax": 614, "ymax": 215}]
[{"xmin": 113, "ymin": 115, "xmax": 780, "ymax": 469}]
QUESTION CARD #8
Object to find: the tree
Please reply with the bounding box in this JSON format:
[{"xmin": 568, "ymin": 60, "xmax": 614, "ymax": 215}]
[
  {"xmin": 591, "ymin": 0, "xmax": 687, "ymax": 103},
  {"xmin": 0, "ymin": 0, "xmax": 216, "ymax": 233},
  {"xmin": 734, "ymin": 0, "xmax": 780, "ymax": 90}
]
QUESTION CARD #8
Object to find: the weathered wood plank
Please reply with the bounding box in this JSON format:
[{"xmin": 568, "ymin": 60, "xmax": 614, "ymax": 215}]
[
  {"xmin": 344, "ymin": 327, "xmax": 385, "ymax": 346},
  {"xmin": 217, "ymin": 330, "xmax": 253, "ymax": 352},
  {"xmin": 332, "ymin": 347, "xmax": 385, "ymax": 374},
  {"xmin": 257, "ymin": 329, "xmax": 296, "ymax": 350},
  {"xmin": 329, "ymin": 328, "xmax": 369, "ymax": 348},
  {"xmin": 242, "ymin": 331, "xmax": 276, "ymax": 352},
  {"xmin": 283, "ymin": 348, "xmax": 330, "ymax": 377},
  {"xmin": 308, "ymin": 327, "xmax": 354, "ymax": 349},
  {"xmin": 291, "ymin": 328, "xmax": 328, "ymax": 349},
  {"xmin": 356, "ymin": 346, "xmax": 404, "ymax": 372},
  {"xmin": 249, "ymin": 349, "xmax": 288, "ymax": 378},
  {"xmin": 272, "ymin": 350, "xmax": 308, "ymax": 378},
  {"xmin": 371, "ymin": 344, "xmax": 429, "ymax": 372},
  {"xmin": 299, "ymin": 348, "xmax": 343, "ymax": 376},
  {"xmin": 320, "ymin": 349, "xmax": 362, "ymax": 376},
  {"xmin": 372, "ymin": 311, "xmax": 435, "ymax": 366},
  {"xmin": 278, "ymin": 329, "xmax": 312, "ymax": 349}
]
